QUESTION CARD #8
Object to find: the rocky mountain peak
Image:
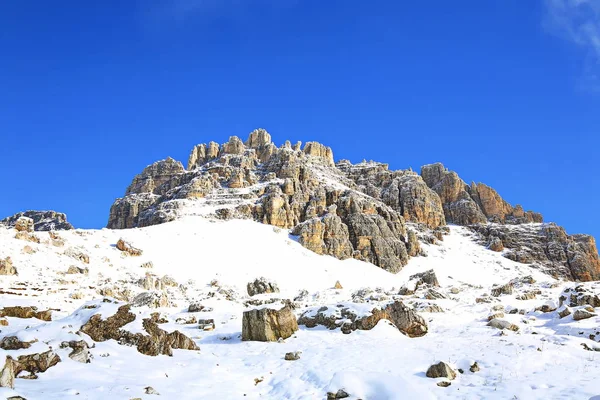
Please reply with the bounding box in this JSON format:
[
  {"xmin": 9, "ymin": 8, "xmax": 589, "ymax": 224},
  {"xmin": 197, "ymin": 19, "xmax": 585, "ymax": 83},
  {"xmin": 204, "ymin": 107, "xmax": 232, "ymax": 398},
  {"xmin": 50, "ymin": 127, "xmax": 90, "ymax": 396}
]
[{"xmin": 106, "ymin": 128, "xmax": 598, "ymax": 282}]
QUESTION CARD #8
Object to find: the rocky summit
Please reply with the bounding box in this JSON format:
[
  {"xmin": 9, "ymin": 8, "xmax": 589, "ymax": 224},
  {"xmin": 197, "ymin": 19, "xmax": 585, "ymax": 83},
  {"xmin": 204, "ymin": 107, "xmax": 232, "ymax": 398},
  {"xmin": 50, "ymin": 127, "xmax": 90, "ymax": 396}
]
[
  {"xmin": 1, "ymin": 129, "xmax": 599, "ymax": 399},
  {"xmin": 107, "ymin": 128, "xmax": 599, "ymax": 281}
]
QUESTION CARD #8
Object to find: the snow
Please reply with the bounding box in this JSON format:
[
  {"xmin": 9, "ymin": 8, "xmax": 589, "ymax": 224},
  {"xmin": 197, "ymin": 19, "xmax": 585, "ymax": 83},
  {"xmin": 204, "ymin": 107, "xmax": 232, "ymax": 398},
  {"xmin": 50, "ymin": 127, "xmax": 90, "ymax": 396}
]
[{"xmin": 1, "ymin": 218, "xmax": 599, "ymax": 399}]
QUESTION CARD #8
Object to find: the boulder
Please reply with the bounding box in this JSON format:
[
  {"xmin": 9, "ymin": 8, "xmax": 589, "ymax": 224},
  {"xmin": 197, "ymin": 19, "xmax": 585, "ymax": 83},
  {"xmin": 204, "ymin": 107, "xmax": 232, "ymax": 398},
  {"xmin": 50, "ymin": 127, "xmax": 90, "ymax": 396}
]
[
  {"xmin": 116, "ymin": 239, "xmax": 143, "ymax": 256},
  {"xmin": 409, "ymin": 269, "xmax": 440, "ymax": 288},
  {"xmin": 64, "ymin": 247, "xmax": 90, "ymax": 264},
  {"xmin": 14, "ymin": 231, "xmax": 40, "ymax": 243},
  {"xmin": 557, "ymin": 306, "xmax": 572, "ymax": 319},
  {"xmin": 60, "ymin": 340, "xmax": 91, "ymax": 363},
  {"xmin": 0, "ymin": 257, "xmax": 17, "ymax": 276},
  {"xmin": 241, "ymin": 305, "xmax": 298, "ymax": 342},
  {"xmin": 488, "ymin": 236, "xmax": 504, "ymax": 252},
  {"xmin": 66, "ymin": 265, "xmax": 88, "ymax": 275},
  {"xmin": 487, "ymin": 318, "xmax": 519, "ymax": 332},
  {"xmin": 12, "ymin": 350, "xmax": 61, "ymax": 379},
  {"xmin": 14, "ymin": 216, "xmax": 34, "ymax": 232},
  {"xmin": 573, "ymin": 309, "xmax": 596, "ymax": 321},
  {"xmin": 327, "ymin": 389, "xmax": 350, "ymax": 399},
  {"xmin": 0, "ymin": 357, "xmax": 15, "ymax": 388},
  {"xmin": 80, "ymin": 305, "xmax": 199, "ymax": 356},
  {"xmin": 131, "ymin": 291, "xmax": 172, "ymax": 308},
  {"xmin": 284, "ymin": 351, "xmax": 301, "ymax": 361},
  {"xmin": 426, "ymin": 361, "xmax": 456, "ymax": 380},
  {"xmin": 0, "ymin": 306, "xmax": 52, "ymax": 321},
  {"xmin": 491, "ymin": 283, "xmax": 513, "ymax": 297},
  {"xmin": 188, "ymin": 303, "xmax": 205, "ymax": 313},
  {"xmin": 247, "ymin": 277, "xmax": 280, "ymax": 297},
  {"xmin": 299, "ymin": 300, "xmax": 428, "ymax": 338},
  {"xmin": 0, "ymin": 336, "xmax": 34, "ymax": 351}
]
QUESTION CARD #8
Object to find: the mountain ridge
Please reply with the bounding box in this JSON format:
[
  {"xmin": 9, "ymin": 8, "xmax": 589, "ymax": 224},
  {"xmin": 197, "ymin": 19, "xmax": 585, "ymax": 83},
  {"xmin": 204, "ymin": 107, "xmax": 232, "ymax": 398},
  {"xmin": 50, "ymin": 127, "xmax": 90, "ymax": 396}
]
[{"xmin": 105, "ymin": 128, "xmax": 599, "ymax": 281}]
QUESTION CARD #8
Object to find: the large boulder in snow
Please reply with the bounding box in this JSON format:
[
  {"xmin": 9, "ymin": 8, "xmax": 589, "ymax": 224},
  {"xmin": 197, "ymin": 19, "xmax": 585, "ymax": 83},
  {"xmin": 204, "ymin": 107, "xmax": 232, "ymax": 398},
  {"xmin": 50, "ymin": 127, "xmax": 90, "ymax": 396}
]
[
  {"xmin": 426, "ymin": 361, "xmax": 456, "ymax": 380},
  {"xmin": 242, "ymin": 305, "xmax": 298, "ymax": 342}
]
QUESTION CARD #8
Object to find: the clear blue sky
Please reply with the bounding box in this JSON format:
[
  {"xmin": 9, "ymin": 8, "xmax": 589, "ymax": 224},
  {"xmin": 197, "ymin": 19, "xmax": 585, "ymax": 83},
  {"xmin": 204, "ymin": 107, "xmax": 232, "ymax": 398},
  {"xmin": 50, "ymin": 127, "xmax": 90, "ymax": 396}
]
[{"xmin": 1, "ymin": 1, "xmax": 599, "ymax": 239}]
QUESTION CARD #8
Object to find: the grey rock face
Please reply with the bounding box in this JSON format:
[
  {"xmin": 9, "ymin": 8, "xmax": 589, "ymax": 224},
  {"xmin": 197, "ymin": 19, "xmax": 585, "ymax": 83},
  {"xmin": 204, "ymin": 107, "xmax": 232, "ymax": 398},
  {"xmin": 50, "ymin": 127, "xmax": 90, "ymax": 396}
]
[{"xmin": 1, "ymin": 211, "xmax": 73, "ymax": 231}]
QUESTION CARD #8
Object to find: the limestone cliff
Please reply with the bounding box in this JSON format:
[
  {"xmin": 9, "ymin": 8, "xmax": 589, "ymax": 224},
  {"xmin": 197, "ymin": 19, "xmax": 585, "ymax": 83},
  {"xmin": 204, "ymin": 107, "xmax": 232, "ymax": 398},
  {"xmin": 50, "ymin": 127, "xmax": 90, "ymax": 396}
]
[{"xmin": 106, "ymin": 128, "xmax": 598, "ymax": 281}]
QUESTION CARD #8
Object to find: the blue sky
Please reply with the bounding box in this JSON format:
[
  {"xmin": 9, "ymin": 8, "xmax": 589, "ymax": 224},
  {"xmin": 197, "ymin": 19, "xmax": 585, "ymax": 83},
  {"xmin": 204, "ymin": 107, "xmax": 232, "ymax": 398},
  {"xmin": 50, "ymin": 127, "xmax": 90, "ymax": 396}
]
[{"xmin": 1, "ymin": 0, "xmax": 599, "ymax": 239}]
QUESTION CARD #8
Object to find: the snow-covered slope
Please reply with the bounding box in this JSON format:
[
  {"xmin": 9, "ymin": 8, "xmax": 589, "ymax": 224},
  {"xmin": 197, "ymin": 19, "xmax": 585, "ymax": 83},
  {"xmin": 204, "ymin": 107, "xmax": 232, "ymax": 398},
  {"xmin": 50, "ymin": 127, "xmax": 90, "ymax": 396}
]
[{"xmin": 1, "ymin": 218, "xmax": 599, "ymax": 399}]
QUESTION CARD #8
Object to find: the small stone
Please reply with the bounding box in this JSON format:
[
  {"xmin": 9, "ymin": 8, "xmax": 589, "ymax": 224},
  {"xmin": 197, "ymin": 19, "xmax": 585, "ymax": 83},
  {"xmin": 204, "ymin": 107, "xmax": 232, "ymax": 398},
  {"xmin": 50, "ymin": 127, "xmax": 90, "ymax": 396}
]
[
  {"xmin": 284, "ymin": 351, "xmax": 301, "ymax": 361},
  {"xmin": 334, "ymin": 281, "xmax": 343, "ymax": 290},
  {"xmin": 469, "ymin": 362, "xmax": 480, "ymax": 373},
  {"xmin": 437, "ymin": 381, "xmax": 452, "ymax": 387},
  {"xmin": 144, "ymin": 386, "xmax": 160, "ymax": 395}
]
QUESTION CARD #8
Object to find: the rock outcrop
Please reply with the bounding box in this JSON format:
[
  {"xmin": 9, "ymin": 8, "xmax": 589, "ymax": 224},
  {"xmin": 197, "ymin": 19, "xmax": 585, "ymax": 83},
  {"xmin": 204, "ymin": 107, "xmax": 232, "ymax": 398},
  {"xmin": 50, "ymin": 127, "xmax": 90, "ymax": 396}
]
[
  {"xmin": 247, "ymin": 277, "xmax": 280, "ymax": 297},
  {"xmin": 420, "ymin": 163, "xmax": 542, "ymax": 225},
  {"xmin": 0, "ymin": 306, "xmax": 52, "ymax": 321},
  {"xmin": 470, "ymin": 224, "xmax": 600, "ymax": 281},
  {"xmin": 105, "ymin": 129, "xmax": 597, "ymax": 280},
  {"xmin": 80, "ymin": 305, "xmax": 199, "ymax": 356},
  {"xmin": 1, "ymin": 211, "xmax": 73, "ymax": 231},
  {"xmin": 298, "ymin": 300, "xmax": 428, "ymax": 337}
]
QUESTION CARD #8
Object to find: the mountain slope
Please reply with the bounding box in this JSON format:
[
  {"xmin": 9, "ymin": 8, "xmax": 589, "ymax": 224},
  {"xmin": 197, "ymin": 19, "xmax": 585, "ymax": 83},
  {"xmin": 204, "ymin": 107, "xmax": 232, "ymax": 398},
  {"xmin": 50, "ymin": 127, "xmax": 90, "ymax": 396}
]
[
  {"xmin": 1, "ymin": 129, "xmax": 600, "ymax": 399},
  {"xmin": 1, "ymin": 216, "xmax": 600, "ymax": 399}
]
